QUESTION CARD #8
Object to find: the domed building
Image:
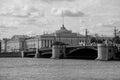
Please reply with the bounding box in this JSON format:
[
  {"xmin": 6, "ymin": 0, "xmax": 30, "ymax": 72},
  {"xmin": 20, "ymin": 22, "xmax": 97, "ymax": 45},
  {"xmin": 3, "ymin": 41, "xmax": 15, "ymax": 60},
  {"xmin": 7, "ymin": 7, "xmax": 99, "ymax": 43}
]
[
  {"xmin": 35, "ymin": 25, "xmax": 85, "ymax": 48},
  {"xmin": 1, "ymin": 25, "xmax": 86, "ymax": 52},
  {"xmin": 55, "ymin": 25, "xmax": 79, "ymax": 37}
]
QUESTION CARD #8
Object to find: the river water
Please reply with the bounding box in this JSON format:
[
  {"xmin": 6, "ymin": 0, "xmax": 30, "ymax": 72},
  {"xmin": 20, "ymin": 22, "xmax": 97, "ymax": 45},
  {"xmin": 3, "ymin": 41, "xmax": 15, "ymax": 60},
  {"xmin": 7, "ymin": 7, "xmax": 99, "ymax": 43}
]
[{"xmin": 0, "ymin": 58, "xmax": 120, "ymax": 80}]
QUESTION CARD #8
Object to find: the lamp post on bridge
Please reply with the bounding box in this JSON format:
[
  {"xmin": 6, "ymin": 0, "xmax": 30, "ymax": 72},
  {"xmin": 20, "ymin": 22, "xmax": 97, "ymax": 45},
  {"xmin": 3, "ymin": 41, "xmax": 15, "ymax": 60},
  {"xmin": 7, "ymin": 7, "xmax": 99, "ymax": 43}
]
[
  {"xmin": 114, "ymin": 26, "xmax": 117, "ymax": 38},
  {"xmin": 85, "ymin": 29, "xmax": 88, "ymax": 47},
  {"xmin": 35, "ymin": 37, "xmax": 40, "ymax": 58}
]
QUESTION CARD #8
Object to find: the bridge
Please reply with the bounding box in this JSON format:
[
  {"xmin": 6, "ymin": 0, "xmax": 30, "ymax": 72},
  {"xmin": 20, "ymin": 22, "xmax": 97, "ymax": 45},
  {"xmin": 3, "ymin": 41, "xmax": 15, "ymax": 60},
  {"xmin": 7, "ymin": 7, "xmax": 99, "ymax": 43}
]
[
  {"xmin": 65, "ymin": 45, "xmax": 98, "ymax": 59},
  {"xmin": 22, "ymin": 43, "xmax": 120, "ymax": 60},
  {"xmin": 24, "ymin": 48, "xmax": 52, "ymax": 58},
  {"xmin": 23, "ymin": 45, "xmax": 98, "ymax": 59}
]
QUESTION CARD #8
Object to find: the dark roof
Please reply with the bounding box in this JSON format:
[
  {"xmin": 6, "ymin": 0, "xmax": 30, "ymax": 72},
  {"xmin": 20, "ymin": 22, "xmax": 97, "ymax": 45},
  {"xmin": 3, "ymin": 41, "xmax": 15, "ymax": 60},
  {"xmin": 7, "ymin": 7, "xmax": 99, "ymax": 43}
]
[
  {"xmin": 52, "ymin": 41, "xmax": 67, "ymax": 46},
  {"xmin": 11, "ymin": 35, "xmax": 29, "ymax": 40}
]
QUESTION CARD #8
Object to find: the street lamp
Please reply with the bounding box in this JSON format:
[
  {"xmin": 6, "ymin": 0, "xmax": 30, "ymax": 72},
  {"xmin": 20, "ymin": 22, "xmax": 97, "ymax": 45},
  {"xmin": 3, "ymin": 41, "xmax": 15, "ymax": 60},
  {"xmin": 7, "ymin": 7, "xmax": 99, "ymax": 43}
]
[{"xmin": 85, "ymin": 29, "xmax": 88, "ymax": 46}]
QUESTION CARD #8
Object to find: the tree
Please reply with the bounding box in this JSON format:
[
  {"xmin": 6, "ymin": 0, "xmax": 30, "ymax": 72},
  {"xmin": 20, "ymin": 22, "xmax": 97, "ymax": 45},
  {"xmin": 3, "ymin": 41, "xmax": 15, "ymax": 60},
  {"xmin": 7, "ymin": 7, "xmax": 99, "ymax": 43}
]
[
  {"xmin": 97, "ymin": 39, "xmax": 103, "ymax": 43},
  {"xmin": 113, "ymin": 36, "xmax": 120, "ymax": 44},
  {"xmin": 90, "ymin": 37, "xmax": 97, "ymax": 43}
]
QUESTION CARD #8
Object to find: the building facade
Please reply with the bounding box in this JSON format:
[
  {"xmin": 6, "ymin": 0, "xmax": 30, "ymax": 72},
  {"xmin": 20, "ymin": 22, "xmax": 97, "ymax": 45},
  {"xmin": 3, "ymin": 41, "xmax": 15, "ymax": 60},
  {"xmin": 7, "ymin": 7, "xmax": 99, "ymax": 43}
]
[
  {"xmin": 1, "ymin": 35, "xmax": 29, "ymax": 52},
  {"xmin": 1, "ymin": 25, "xmax": 112, "ymax": 53},
  {"xmin": 116, "ymin": 31, "xmax": 120, "ymax": 37},
  {"xmin": 1, "ymin": 25, "xmax": 86, "ymax": 52}
]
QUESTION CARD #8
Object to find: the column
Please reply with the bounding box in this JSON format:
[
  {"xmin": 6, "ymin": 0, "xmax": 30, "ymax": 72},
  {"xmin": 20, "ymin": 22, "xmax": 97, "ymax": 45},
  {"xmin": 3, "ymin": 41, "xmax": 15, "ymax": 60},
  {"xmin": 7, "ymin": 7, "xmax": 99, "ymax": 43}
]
[
  {"xmin": 96, "ymin": 44, "xmax": 108, "ymax": 60},
  {"xmin": 39, "ymin": 40, "xmax": 41, "ymax": 49},
  {"xmin": 63, "ymin": 45, "xmax": 66, "ymax": 58},
  {"xmin": 51, "ymin": 45, "xmax": 60, "ymax": 59},
  {"xmin": 41, "ymin": 40, "xmax": 43, "ymax": 48},
  {"xmin": 44, "ymin": 40, "xmax": 46, "ymax": 48},
  {"xmin": 21, "ymin": 50, "xmax": 24, "ymax": 58},
  {"xmin": 51, "ymin": 40, "xmax": 53, "ymax": 46},
  {"xmin": 46, "ymin": 40, "xmax": 49, "ymax": 48},
  {"xmin": 49, "ymin": 40, "xmax": 51, "ymax": 48},
  {"xmin": 42, "ymin": 40, "xmax": 45, "ymax": 48},
  {"xmin": 34, "ymin": 48, "xmax": 39, "ymax": 58},
  {"xmin": 51, "ymin": 45, "xmax": 66, "ymax": 59},
  {"xmin": 48, "ymin": 40, "xmax": 49, "ymax": 47}
]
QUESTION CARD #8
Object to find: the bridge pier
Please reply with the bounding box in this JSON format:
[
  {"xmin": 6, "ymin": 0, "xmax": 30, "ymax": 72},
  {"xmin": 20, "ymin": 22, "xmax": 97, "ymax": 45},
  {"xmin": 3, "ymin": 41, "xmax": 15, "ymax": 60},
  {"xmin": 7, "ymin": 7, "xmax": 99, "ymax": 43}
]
[
  {"xmin": 51, "ymin": 42, "xmax": 66, "ymax": 59},
  {"xmin": 21, "ymin": 50, "xmax": 24, "ymax": 58},
  {"xmin": 96, "ymin": 44, "xmax": 114, "ymax": 61},
  {"xmin": 34, "ymin": 49, "xmax": 40, "ymax": 58}
]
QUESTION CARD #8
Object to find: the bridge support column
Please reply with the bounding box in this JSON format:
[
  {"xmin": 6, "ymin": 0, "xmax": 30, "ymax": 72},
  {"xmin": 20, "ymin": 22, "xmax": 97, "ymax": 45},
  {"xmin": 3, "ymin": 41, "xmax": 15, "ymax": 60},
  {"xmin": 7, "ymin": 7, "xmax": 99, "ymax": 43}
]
[
  {"xmin": 51, "ymin": 46, "xmax": 61, "ymax": 59},
  {"xmin": 112, "ymin": 46, "xmax": 119, "ymax": 59},
  {"xmin": 21, "ymin": 50, "xmax": 24, "ymax": 58},
  {"xmin": 51, "ymin": 42, "xmax": 66, "ymax": 59},
  {"xmin": 96, "ymin": 44, "xmax": 114, "ymax": 61},
  {"xmin": 62, "ymin": 46, "xmax": 66, "ymax": 58},
  {"xmin": 34, "ymin": 49, "xmax": 40, "ymax": 58}
]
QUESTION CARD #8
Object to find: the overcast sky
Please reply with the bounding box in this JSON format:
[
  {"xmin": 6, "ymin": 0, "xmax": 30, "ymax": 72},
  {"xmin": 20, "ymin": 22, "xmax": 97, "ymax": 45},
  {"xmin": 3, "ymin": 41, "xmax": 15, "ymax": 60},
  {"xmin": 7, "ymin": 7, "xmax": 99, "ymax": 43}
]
[{"xmin": 0, "ymin": 0, "xmax": 120, "ymax": 38}]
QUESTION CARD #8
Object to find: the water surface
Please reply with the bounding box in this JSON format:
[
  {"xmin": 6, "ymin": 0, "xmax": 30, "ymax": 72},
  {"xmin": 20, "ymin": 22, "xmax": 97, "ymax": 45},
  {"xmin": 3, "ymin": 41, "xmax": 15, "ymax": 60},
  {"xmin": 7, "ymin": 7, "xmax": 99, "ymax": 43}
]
[{"xmin": 0, "ymin": 58, "xmax": 120, "ymax": 80}]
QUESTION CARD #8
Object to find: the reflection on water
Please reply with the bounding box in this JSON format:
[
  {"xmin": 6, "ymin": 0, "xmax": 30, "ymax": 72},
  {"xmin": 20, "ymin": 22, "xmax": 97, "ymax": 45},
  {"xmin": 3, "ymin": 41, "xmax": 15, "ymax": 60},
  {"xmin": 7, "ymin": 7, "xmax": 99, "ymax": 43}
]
[{"xmin": 0, "ymin": 58, "xmax": 120, "ymax": 80}]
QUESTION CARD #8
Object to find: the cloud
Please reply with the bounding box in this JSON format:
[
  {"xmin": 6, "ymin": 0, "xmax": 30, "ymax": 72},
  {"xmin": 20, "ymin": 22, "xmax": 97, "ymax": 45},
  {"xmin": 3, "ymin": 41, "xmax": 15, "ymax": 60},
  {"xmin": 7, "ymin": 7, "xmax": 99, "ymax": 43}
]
[
  {"xmin": 100, "ymin": 24, "xmax": 114, "ymax": 28},
  {"xmin": 0, "ymin": 5, "xmax": 44, "ymax": 18},
  {"xmin": 0, "ymin": 18, "xmax": 20, "ymax": 33},
  {"xmin": 100, "ymin": 0, "xmax": 120, "ymax": 7},
  {"xmin": 97, "ymin": 20, "xmax": 120, "ymax": 28},
  {"xmin": 97, "ymin": 23, "xmax": 114, "ymax": 28},
  {"xmin": 20, "ymin": 18, "xmax": 49, "ymax": 27},
  {"xmin": 41, "ymin": 0, "xmax": 75, "ymax": 3},
  {"xmin": 51, "ymin": 8, "xmax": 85, "ymax": 17},
  {"xmin": 0, "ymin": 25, "xmax": 18, "ymax": 31},
  {"xmin": 25, "ymin": 31, "xmax": 36, "ymax": 36}
]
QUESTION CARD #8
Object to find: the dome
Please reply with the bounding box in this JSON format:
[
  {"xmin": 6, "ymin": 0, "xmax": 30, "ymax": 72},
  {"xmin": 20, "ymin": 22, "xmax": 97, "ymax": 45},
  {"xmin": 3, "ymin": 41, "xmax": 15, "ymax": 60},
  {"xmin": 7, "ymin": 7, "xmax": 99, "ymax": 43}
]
[{"xmin": 55, "ymin": 25, "xmax": 71, "ymax": 34}]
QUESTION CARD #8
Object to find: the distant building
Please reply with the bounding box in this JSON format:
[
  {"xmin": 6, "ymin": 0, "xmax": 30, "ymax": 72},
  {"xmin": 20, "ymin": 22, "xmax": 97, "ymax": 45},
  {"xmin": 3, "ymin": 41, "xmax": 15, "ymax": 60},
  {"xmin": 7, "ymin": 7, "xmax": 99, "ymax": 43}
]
[
  {"xmin": 26, "ymin": 25, "xmax": 85, "ymax": 50},
  {"xmin": 38, "ymin": 25, "xmax": 85, "ymax": 48},
  {"xmin": 1, "ymin": 35, "xmax": 29, "ymax": 52},
  {"xmin": 116, "ymin": 31, "xmax": 120, "ymax": 37},
  {"xmin": 0, "ymin": 25, "xmax": 113, "ymax": 53},
  {"xmin": 1, "ymin": 25, "xmax": 85, "ymax": 52}
]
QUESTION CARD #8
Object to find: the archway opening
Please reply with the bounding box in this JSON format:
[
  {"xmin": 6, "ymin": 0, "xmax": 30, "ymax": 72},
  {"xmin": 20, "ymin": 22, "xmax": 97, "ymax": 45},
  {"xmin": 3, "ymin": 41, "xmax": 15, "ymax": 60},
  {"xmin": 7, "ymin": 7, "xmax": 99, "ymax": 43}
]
[
  {"xmin": 25, "ymin": 52, "xmax": 36, "ymax": 58},
  {"xmin": 40, "ymin": 52, "xmax": 52, "ymax": 58},
  {"xmin": 26, "ymin": 55, "xmax": 35, "ymax": 57},
  {"xmin": 67, "ymin": 48, "xmax": 97, "ymax": 60}
]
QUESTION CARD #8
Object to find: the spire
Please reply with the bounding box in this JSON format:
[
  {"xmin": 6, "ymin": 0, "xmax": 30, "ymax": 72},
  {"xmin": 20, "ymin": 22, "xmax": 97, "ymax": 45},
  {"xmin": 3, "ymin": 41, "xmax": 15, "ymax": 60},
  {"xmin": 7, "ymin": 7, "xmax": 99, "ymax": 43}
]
[
  {"xmin": 62, "ymin": 10, "xmax": 65, "ymax": 27},
  {"xmin": 59, "ymin": 10, "xmax": 66, "ymax": 30},
  {"xmin": 61, "ymin": 25, "xmax": 66, "ymax": 30}
]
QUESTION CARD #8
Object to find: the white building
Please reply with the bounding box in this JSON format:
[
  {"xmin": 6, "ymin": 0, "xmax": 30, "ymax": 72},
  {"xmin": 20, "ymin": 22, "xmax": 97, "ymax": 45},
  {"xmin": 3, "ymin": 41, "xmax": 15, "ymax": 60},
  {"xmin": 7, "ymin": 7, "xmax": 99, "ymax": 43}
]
[
  {"xmin": 1, "ymin": 25, "xmax": 86, "ymax": 52},
  {"xmin": 36, "ymin": 25, "xmax": 85, "ymax": 48}
]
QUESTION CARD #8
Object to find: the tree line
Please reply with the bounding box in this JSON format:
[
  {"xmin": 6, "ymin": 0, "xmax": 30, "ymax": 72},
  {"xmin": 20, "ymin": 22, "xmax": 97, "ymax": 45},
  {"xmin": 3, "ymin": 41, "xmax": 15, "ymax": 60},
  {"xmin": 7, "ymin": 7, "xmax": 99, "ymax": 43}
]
[{"xmin": 90, "ymin": 36, "xmax": 120, "ymax": 44}]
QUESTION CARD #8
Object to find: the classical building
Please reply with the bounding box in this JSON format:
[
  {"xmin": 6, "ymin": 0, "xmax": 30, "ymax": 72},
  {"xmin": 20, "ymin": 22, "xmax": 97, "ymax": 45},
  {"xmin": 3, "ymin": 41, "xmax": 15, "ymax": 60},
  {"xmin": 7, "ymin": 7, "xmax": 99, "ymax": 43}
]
[
  {"xmin": 1, "ymin": 25, "xmax": 86, "ymax": 52},
  {"xmin": 1, "ymin": 35, "xmax": 29, "ymax": 52},
  {"xmin": 1, "ymin": 25, "xmax": 114, "ymax": 53},
  {"xmin": 25, "ymin": 25, "xmax": 85, "ymax": 50},
  {"xmin": 37, "ymin": 25, "xmax": 85, "ymax": 48}
]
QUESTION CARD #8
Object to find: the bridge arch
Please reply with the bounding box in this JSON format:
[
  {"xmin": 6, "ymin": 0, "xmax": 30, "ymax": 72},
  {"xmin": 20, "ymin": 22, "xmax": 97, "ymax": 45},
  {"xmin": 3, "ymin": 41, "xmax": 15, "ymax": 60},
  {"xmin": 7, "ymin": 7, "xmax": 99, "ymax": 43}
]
[
  {"xmin": 40, "ymin": 52, "xmax": 52, "ymax": 58},
  {"xmin": 67, "ymin": 47, "xmax": 98, "ymax": 59}
]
